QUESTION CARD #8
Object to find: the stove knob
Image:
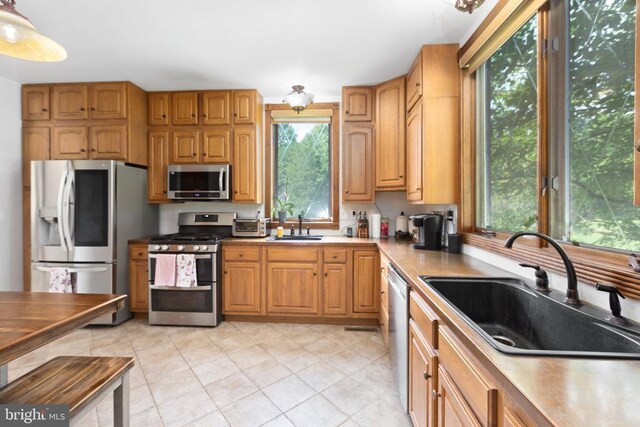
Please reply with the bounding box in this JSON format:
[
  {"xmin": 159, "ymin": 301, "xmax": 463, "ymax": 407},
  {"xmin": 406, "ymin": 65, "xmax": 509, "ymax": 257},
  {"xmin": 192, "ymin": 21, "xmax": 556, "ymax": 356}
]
[
  {"xmin": 152, "ymin": 245, "xmax": 161, "ymax": 251},
  {"xmin": 161, "ymin": 245, "xmax": 169, "ymax": 251},
  {"xmin": 200, "ymin": 245, "xmax": 208, "ymax": 251},
  {"xmin": 193, "ymin": 245, "xmax": 200, "ymax": 251},
  {"xmin": 177, "ymin": 245, "xmax": 185, "ymax": 251}
]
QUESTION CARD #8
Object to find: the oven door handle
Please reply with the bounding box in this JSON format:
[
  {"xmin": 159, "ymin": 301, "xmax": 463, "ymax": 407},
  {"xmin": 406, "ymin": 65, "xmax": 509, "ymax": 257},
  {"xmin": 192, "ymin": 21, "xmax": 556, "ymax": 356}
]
[
  {"xmin": 149, "ymin": 285, "xmax": 212, "ymax": 291},
  {"xmin": 148, "ymin": 254, "xmax": 212, "ymax": 259}
]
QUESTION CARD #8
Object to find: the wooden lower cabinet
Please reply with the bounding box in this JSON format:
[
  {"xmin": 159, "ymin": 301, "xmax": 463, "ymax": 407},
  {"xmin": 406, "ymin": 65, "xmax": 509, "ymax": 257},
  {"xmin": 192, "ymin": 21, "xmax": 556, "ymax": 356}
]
[
  {"xmin": 223, "ymin": 262, "xmax": 262, "ymax": 315},
  {"xmin": 323, "ymin": 263, "xmax": 349, "ymax": 317},
  {"xmin": 128, "ymin": 244, "xmax": 149, "ymax": 313},
  {"xmin": 353, "ymin": 250, "xmax": 380, "ymax": 315},
  {"xmin": 267, "ymin": 262, "xmax": 320, "ymax": 316},
  {"xmin": 410, "ymin": 320, "xmax": 437, "ymax": 427},
  {"xmin": 437, "ymin": 366, "xmax": 482, "ymax": 427}
]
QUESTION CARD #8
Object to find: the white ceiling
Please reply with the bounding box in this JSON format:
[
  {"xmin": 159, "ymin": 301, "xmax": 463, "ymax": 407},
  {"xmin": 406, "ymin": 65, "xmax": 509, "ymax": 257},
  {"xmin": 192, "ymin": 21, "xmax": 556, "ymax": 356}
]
[{"xmin": 0, "ymin": 0, "xmax": 497, "ymax": 99}]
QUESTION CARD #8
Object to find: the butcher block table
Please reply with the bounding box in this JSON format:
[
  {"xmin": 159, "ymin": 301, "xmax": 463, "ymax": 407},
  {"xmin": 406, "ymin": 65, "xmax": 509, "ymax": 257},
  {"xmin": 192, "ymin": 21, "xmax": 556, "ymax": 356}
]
[{"xmin": 0, "ymin": 292, "xmax": 126, "ymax": 386}]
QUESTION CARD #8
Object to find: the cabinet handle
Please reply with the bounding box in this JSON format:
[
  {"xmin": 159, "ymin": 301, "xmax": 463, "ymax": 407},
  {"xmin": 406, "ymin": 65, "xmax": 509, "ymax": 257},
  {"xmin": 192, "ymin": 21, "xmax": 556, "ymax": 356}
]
[
  {"xmin": 224, "ymin": 270, "xmax": 228, "ymax": 274},
  {"xmin": 399, "ymin": 175, "xmax": 404, "ymax": 178},
  {"xmin": 432, "ymin": 390, "xmax": 441, "ymax": 400},
  {"xmin": 80, "ymin": 107, "xmax": 85, "ymax": 111},
  {"xmin": 345, "ymin": 190, "xmax": 349, "ymax": 194},
  {"xmin": 191, "ymin": 114, "xmax": 196, "ymax": 117},
  {"xmin": 91, "ymin": 107, "xmax": 96, "ymax": 111},
  {"xmin": 162, "ymin": 114, "xmax": 166, "ymax": 118},
  {"xmin": 192, "ymin": 153, "xmax": 196, "ymax": 156},
  {"xmin": 42, "ymin": 108, "xmax": 48, "ymax": 112},
  {"xmin": 239, "ymin": 254, "xmax": 244, "ymax": 257},
  {"xmin": 80, "ymin": 149, "xmax": 86, "ymax": 152},
  {"xmin": 345, "ymin": 110, "xmax": 349, "ymax": 114},
  {"xmin": 137, "ymin": 252, "xmax": 143, "ymax": 256},
  {"xmin": 234, "ymin": 113, "xmax": 237, "ymax": 117},
  {"xmin": 380, "ymin": 290, "xmax": 385, "ymax": 295},
  {"xmin": 203, "ymin": 114, "xmax": 207, "ymax": 118},
  {"xmin": 416, "ymin": 187, "xmax": 421, "ymax": 191},
  {"xmin": 416, "ymin": 82, "xmax": 420, "ymax": 87},
  {"xmin": 423, "ymin": 372, "xmax": 431, "ymax": 380},
  {"xmin": 324, "ymin": 273, "xmax": 328, "ymax": 277},
  {"xmin": 313, "ymin": 272, "xmax": 317, "ymax": 276},
  {"xmin": 333, "ymin": 255, "xmax": 337, "ymax": 259}
]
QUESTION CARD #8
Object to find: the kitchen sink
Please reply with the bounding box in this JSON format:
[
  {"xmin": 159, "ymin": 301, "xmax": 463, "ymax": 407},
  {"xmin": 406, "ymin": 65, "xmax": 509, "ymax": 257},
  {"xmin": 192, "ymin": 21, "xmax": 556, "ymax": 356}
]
[
  {"xmin": 267, "ymin": 235, "xmax": 324, "ymax": 241},
  {"xmin": 420, "ymin": 277, "xmax": 640, "ymax": 359}
]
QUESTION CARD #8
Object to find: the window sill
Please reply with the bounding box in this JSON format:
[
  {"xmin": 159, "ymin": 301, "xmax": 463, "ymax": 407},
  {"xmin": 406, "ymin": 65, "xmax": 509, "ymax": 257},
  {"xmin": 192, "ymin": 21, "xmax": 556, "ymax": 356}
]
[
  {"xmin": 268, "ymin": 221, "xmax": 340, "ymax": 230},
  {"xmin": 462, "ymin": 232, "xmax": 640, "ymax": 300}
]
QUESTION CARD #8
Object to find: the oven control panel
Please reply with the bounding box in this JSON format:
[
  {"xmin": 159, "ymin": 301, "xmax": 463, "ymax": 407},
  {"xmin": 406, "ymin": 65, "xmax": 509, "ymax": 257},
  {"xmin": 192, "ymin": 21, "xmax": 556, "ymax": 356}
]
[{"xmin": 149, "ymin": 244, "xmax": 215, "ymax": 253}]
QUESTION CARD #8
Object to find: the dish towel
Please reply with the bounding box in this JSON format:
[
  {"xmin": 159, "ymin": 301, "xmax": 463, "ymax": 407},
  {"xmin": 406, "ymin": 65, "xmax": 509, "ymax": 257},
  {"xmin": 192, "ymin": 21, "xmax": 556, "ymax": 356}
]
[
  {"xmin": 176, "ymin": 254, "xmax": 198, "ymax": 288},
  {"xmin": 155, "ymin": 254, "xmax": 177, "ymax": 287},
  {"xmin": 49, "ymin": 268, "xmax": 74, "ymax": 293}
]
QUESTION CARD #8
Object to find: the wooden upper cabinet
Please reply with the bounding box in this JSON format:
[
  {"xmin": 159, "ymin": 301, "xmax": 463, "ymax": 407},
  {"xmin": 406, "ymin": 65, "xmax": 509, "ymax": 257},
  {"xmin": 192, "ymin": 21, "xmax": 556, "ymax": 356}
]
[
  {"xmin": 202, "ymin": 91, "xmax": 231, "ymax": 125},
  {"xmin": 406, "ymin": 53, "xmax": 423, "ymax": 111},
  {"xmin": 323, "ymin": 263, "xmax": 350, "ymax": 317},
  {"xmin": 22, "ymin": 86, "xmax": 50, "ymax": 121},
  {"xmin": 171, "ymin": 130, "xmax": 200, "ymax": 164},
  {"xmin": 22, "ymin": 127, "xmax": 51, "ymax": 186},
  {"xmin": 353, "ymin": 250, "xmax": 379, "ymax": 314},
  {"xmin": 90, "ymin": 125, "xmax": 127, "ymax": 160},
  {"xmin": 148, "ymin": 131, "xmax": 170, "ymax": 202},
  {"xmin": 343, "ymin": 87, "xmax": 373, "ymax": 122},
  {"xmin": 343, "ymin": 126, "xmax": 374, "ymax": 202},
  {"xmin": 233, "ymin": 90, "xmax": 256, "ymax": 125},
  {"xmin": 407, "ymin": 103, "xmax": 423, "ymax": 202},
  {"xmin": 172, "ymin": 92, "xmax": 199, "ymax": 125},
  {"xmin": 202, "ymin": 128, "xmax": 231, "ymax": 163},
  {"xmin": 148, "ymin": 93, "xmax": 170, "ymax": 126},
  {"xmin": 90, "ymin": 83, "xmax": 127, "ymax": 119},
  {"xmin": 267, "ymin": 262, "xmax": 321, "ymax": 316},
  {"xmin": 233, "ymin": 127, "xmax": 260, "ymax": 202},
  {"xmin": 52, "ymin": 127, "xmax": 89, "ymax": 159},
  {"xmin": 53, "ymin": 85, "xmax": 89, "ymax": 120},
  {"xmin": 376, "ymin": 77, "xmax": 406, "ymax": 190},
  {"xmin": 223, "ymin": 261, "xmax": 262, "ymax": 315},
  {"xmin": 423, "ymin": 44, "xmax": 460, "ymax": 99}
]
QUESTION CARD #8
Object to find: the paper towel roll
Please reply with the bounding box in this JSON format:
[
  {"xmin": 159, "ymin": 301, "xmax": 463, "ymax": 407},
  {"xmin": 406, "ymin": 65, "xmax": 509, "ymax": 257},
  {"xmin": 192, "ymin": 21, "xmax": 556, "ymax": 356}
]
[
  {"xmin": 396, "ymin": 212, "xmax": 408, "ymax": 233},
  {"xmin": 370, "ymin": 214, "xmax": 381, "ymax": 238}
]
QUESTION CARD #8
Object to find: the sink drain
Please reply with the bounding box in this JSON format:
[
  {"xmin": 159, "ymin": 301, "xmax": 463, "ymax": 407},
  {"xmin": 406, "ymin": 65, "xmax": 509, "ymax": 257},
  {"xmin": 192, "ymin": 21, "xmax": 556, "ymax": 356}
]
[{"xmin": 491, "ymin": 335, "xmax": 516, "ymax": 347}]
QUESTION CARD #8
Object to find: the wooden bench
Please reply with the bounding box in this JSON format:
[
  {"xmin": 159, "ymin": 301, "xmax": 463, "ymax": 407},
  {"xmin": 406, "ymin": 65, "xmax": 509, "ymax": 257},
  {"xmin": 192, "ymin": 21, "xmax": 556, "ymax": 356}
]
[{"xmin": 0, "ymin": 356, "xmax": 134, "ymax": 427}]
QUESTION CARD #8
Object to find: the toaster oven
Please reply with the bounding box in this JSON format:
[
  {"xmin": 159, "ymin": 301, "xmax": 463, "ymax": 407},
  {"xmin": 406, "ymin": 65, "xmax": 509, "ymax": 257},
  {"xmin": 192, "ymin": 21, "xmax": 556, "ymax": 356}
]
[{"xmin": 232, "ymin": 218, "xmax": 271, "ymax": 237}]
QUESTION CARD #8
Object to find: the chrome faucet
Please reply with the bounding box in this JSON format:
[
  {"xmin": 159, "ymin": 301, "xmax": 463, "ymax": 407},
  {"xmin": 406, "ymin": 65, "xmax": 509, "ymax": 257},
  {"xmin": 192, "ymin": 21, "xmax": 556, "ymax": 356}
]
[{"xmin": 504, "ymin": 232, "xmax": 580, "ymax": 305}]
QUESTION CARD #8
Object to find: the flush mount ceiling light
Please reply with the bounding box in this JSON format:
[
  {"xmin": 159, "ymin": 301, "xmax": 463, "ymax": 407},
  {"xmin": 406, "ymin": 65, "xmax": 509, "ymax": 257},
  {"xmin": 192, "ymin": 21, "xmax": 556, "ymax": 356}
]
[
  {"xmin": 0, "ymin": 0, "xmax": 67, "ymax": 62},
  {"xmin": 455, "ymin": 0, "xmax": 485, "ymax": 14},
  {"xmin": 283, "ymin": 85, "xmax": 314, "ymax": 113}
]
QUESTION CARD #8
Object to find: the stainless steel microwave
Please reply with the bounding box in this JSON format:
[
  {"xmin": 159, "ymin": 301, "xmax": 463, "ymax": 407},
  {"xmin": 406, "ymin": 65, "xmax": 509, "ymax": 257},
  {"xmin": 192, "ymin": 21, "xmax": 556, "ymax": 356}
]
[{"xmin": 167, "ymin": 164, "xmax": 231, "ymax": 200}]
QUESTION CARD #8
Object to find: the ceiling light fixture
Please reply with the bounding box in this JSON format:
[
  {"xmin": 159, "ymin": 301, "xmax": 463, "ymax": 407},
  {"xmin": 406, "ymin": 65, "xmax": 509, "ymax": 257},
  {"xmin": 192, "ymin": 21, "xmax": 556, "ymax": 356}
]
[
  {"xmin": 0, "ymin": 0, "xmax": 67, "ymax": 62},
  {"xmin": 455, "ymin": 0, "xmax": 485, "ymax": 14},
  {"xmin": 283, "ymin": 85, "xmax": 314, "ymax": 113}
]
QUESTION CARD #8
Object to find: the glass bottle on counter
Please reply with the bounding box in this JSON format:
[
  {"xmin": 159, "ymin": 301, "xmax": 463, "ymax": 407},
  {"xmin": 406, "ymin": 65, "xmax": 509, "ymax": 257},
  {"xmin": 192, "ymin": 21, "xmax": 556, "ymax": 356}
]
[{"xmin": 381, "ymin": 217, "xmax": 389, "ymax": 238}]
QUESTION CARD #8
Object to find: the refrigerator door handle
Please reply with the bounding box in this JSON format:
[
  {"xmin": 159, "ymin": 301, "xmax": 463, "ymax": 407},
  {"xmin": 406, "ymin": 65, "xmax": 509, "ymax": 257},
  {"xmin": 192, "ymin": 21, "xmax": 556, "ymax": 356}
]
[
  {"xmin": 61, "ymin": 165, "xmax": 75, "ymax": 253},
  {"xmin": 34, "ymin": 266, "xmax": 109, "ymax": 273},
  {"xmin": 56, "ymin": 166, "xmax": 69, "ymax": 253}
]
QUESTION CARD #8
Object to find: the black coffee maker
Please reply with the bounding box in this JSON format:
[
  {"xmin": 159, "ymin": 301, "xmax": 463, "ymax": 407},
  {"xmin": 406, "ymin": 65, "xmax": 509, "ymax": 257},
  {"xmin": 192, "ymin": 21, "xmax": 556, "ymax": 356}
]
[{"xmin": 410, "ymin": 213, "xmax": 444, "ymax": 250}]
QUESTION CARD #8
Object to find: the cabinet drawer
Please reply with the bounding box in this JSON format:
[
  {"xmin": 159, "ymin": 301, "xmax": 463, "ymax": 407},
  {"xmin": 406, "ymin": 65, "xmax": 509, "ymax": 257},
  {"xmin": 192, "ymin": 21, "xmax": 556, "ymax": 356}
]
[
  {"xmin": 323, "ymin": 248, "xmax": 348, "ymax": 263},
  {"xmin": 268, "ymin": 247, "xmax": 318, "ymax": 262},
  {"xmin": 410, "ymin": 291, "xmax": 439, "ymax": 348},
  {"xmin": 130, "ymin": 245, "xmax": 148, "ymax": 260},
  {"xmin": 224, "ymin": 246, "xmax": 260, "ymax": 262},
  {"xmin": 439, "ymin": 326, "xmax": 497, "ymax": 426}
]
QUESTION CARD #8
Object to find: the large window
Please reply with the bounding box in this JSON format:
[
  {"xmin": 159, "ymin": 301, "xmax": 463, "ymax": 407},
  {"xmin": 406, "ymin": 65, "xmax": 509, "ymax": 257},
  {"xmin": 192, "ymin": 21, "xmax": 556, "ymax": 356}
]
[
  {"xmin": 475, "ymin": 0, "xmax": 639, "ymax": 252},
  {"xmin": 265, "ymin": 105, "xmax": 340, "ymax": 228}
]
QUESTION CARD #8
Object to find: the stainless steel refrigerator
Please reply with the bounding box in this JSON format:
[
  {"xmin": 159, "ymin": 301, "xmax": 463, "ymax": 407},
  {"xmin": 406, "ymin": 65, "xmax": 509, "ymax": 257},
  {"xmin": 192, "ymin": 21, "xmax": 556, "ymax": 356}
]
[{"xmin": 30, "ymin": 160, "xmax": 158, "ymax": 325}]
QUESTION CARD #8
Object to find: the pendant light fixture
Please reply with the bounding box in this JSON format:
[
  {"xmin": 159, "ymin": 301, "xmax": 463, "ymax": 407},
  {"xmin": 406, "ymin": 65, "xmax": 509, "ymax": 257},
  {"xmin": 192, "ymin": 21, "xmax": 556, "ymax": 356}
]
[
  {"xmin": 0, "ymin": 0, "xmax": 67, "ymax": 62},
  {"xmin": 283, "ymin": 85, "xmax": 314, "ymax": 113},
  {"xmin": 454, "ymin": 0, "xmax": 485, "ymax": 14}
]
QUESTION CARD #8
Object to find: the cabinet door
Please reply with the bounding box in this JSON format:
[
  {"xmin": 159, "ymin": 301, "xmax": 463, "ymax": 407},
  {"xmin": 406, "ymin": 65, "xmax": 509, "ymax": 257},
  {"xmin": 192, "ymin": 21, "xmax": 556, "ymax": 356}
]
[
  {"xmin": 437, "ymin": 367, "xmax": 482, "ymax": 427},
  {"xmin": 22, "ymin": 86, "xmax": 50, "ymax": 121},
  {"xmin": 343, "ymin": 126, "xmax": 374, "ymax": 202},
  {"xmin": 202, "ymin": 91, "xmax": 231, "ymax": 125},
  {"xmin": 233, "ymin": 90, "xmax": 256, "ymax": 125},
  {"xmin": 129, "ymin": 259, "xmax": 149, "ymax": 312},
  {"xmin": 148, "ymin": 131, "xmax": 170, "ymax": 202},
  {"xmin": 343, "ymin": 87, "xmax": 373, "ymax": 122},
  {"xmin": 53, "ymin": 84, "xmax": 89, "ymax": 120},
  {"xmin": 323, "ymin": 263, "xmax": 349, "ymax": 316},
  {"xmin": 148, "ymin": 93, "xmax": 170, "ymax": 126},
  {"xmin": 353, "ymin": 250, "xmax": 379, "ymax": 314},
  {"xmin": 406, "ymin": 102, "xmax": 423, "ymax": 202},
  {"xmin": 22, "ymin": 127, "xmax": 51, "ymax": 186},
  {"xmin": 267, "ymin": 263, "xmax": 320, "ymax": 315},
  {"xmin": 223, "ymin": 262, "xmax": 262, "ymax": 315},
  {"xmin": 91, "ymin": 83, "xmax": 127, "ymax": 119},
  {"xmin": 52, "ymin": 127, "xmax": 89, "ymax": 159},
  {"xmin": 406, "ymin": 53, "xmax": 423, "ymax": 112},
  {"xmin": 233, "ymin": 127, "xmax": 259, "ymax": 202},
  {"xmin": 90, "ymin": 125, "xmax": 127, "ymax": 160},
  {"xmin": 503, "ymin": 408, "xmax": 530, "ymax": 427},
  {"xmin": 171, "ymin": 130, "xmax": 200, "ymax": 164},
  {"xmin": 172, "ymin": 92, "xmax": 199, "ymax": 125},
  {"xmin": 376, "ymin": 77, "xmax": 406, "ymax": 190},
  {"xmin": 410, "ymin": 322, "xmax": 437, "ymax": 427},
  {"xmin": 202, "ymin": 128, "xmax": 231, "ymax": 163}
]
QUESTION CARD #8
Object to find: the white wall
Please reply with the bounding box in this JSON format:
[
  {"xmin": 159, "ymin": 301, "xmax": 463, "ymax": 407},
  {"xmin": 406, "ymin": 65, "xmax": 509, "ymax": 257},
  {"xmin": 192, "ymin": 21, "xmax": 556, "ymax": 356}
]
[
  {"xmin": 0, "ymin": 75, "xmax": 23, "ymax": 291},
  {"xmin": 463, "ymin": 245, "xmax": 640, "ymax": 323}
]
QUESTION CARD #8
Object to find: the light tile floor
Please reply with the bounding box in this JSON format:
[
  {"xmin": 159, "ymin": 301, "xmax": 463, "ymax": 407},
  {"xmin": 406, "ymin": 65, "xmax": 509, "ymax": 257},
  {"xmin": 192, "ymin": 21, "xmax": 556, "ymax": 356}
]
[{"xmin": 7, "ymin": 319, "xmax": 412, "ymax": 427}]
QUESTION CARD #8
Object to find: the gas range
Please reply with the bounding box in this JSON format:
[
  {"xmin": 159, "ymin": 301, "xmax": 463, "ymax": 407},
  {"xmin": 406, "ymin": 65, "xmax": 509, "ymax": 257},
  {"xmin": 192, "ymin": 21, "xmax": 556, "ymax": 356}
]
[
  {"xmin": 149, "ymin": 233, "xmax": 223, "ymax": 253},
  {"xmin": 148, "ymin": 212, "xmax": 236, "ymax": 253}
]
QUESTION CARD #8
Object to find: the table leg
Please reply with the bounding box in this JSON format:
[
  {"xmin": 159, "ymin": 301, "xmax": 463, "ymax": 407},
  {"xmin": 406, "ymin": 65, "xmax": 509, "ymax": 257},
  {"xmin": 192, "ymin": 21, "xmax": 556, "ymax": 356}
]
[{"xmin": 0, "ymin": 364, "xmax": 7, "ymax": 387}]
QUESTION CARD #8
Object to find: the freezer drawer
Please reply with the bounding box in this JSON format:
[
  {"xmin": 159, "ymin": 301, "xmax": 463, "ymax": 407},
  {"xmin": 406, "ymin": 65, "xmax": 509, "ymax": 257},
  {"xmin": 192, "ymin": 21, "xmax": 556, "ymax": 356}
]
[{"xmin": 31, "ymin": 262, "xmax": 117, "ymax": 325}]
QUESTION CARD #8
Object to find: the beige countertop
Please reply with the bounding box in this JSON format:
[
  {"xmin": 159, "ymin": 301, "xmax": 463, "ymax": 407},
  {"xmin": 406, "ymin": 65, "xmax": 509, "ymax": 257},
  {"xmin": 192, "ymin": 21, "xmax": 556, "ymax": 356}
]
[{"xmin": 222, "ymin": 236, "xmax": 640, "ymax": 426}]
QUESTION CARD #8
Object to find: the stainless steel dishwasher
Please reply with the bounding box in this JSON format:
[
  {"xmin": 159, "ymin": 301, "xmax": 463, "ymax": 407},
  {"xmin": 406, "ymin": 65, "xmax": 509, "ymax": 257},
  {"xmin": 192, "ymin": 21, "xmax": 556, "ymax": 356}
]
[{"xmin": 387, "ymin": 264, "xmax": 410, "ymax": 413}]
